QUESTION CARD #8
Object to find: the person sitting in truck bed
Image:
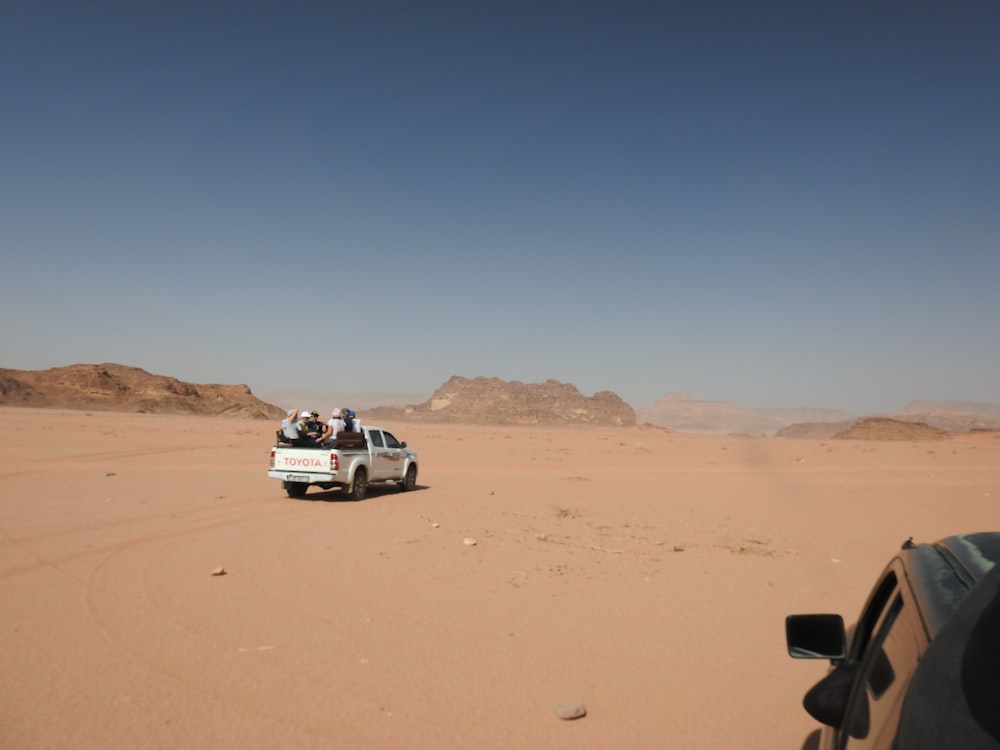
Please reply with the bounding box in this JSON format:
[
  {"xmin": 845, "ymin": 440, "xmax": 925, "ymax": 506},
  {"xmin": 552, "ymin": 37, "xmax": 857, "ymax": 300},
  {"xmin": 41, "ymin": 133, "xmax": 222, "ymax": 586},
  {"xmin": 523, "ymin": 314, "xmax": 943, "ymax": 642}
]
[
  {"xmin": 320, "ymin": 409, "xmax": 347, "ymax": 446},
  {"xmin": 304, "ymin": 411, "xmax": 324, "ymax": 440},
  {"xmin": 280, "ymin": 409, "xmax": 302, "ymax": 445},
  {"xmin": 339, "ymin": 408, "xmax": 356, "ymax": 432},
  {"xmin": 279, "ymin": 409, "xmax": 321, "ymax": 447}
]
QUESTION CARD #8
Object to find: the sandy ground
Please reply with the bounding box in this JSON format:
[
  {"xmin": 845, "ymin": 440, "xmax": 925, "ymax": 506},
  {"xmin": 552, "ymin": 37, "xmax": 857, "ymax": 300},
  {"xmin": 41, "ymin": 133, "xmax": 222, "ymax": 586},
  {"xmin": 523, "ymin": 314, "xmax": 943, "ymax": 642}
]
[{"xmin": 1, "ymin": 407, "xmax": 998, "ymax": 750}]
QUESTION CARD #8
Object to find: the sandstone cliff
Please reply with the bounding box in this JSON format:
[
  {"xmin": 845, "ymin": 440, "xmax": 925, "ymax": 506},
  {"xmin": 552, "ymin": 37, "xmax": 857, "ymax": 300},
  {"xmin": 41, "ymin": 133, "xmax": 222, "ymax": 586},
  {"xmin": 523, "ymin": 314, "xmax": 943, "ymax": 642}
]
[
  {"xmin": 0, "ymin": 364, "xmax": 283, "ymax": 419},
  {"xmin": 366, "ymin": 375, "xmax": 635, "ymax": 426}
]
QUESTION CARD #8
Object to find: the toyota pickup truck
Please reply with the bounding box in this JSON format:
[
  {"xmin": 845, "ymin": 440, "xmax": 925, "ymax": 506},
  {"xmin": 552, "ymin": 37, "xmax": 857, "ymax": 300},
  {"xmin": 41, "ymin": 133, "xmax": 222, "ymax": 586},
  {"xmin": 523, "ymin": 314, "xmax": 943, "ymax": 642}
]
[{"xmin": 268, "ymin": 425, "xmax": 418, "ymax": 500}]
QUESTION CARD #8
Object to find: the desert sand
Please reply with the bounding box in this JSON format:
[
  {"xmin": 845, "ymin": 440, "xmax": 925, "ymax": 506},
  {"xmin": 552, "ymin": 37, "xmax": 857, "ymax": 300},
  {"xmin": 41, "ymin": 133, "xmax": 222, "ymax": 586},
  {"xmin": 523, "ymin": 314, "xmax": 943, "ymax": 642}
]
[{"xmin": 1, "ymin": 407, "xmax": 998, "ymax": 749}]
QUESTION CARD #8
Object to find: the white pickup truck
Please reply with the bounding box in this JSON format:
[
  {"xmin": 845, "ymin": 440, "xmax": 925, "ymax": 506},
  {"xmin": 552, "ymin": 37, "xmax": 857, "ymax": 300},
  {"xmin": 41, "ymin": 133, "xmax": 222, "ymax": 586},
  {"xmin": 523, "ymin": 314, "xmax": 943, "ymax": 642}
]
[{"xmin": 268, "ymin": 425, "xmax": 418, "ymax": 500}]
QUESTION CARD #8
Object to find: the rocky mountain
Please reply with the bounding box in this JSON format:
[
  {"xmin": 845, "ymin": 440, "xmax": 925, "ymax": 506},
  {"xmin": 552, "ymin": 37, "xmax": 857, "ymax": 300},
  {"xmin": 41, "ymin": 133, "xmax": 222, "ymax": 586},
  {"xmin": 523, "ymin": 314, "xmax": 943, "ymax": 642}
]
[
  {"xmin": 893, "ymin": 400, "xmax": 1000, "ymax": 432},
  {"xmin": 775, "ymin": 420, "xmax": 857, "ymax": 439},
  {"xmin": 777, "ymin": 417, "xmax": 952, "ymax": 440},
  {"xmin": 635, "ymin": 392, "xmax": 854, "ymax": 435},
  {"xmin": 640, "ymin": 392, "xmax": 1000, "ymax": 436},
  {"xmin": 775, "ymin": 401, "xmax": 1000, "ymax": 437},
  {"xmin": 365, "ymin": 375, "xmax": 636, "ymax": 426},
  {"xmin": 757, "ymin": 406, "xmax": 857, "ymax": 425},
  {"xmin": 832, "ymin": 417, "xmax": 950, "ymax": 441},
  {"xmin": 901, "ymin": 399, "xmax": 1000, "ymax": 419},
  {"xmin": 0, "ymin": 364, "xmax": 283, "ymax": 419}
]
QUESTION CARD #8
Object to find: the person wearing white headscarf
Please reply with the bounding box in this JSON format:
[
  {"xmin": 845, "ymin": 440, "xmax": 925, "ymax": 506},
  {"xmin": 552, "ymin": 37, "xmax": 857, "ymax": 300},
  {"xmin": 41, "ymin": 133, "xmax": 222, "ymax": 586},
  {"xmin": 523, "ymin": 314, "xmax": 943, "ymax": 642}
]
[{"xmin": 321, "ymin": 408, "xmax": 347, "ymax": 445}]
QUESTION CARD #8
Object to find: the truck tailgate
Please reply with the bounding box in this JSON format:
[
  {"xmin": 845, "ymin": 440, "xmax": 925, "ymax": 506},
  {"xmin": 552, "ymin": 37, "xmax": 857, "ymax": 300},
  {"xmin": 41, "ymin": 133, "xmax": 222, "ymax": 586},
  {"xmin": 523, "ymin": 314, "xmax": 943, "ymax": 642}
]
[{"xmin": 271, "ymin": 448, "xmax": 332, "ymax": 473}]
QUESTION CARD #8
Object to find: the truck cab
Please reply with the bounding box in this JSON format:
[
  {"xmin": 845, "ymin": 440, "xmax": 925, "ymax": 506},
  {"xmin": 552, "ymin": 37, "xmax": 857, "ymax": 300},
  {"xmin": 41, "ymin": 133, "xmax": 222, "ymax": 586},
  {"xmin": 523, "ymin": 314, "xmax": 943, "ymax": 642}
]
[{"xmin": 785, "ymin": 532, "xmax": 1000, "ymax": 750}]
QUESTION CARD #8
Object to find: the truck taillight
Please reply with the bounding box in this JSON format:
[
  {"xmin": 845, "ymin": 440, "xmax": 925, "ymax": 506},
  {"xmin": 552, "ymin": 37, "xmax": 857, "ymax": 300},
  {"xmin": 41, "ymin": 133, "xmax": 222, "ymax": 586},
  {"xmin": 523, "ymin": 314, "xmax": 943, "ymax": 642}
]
[
  {"xmin": 330, "ymin": 454, "xmax": 339, "ymax": 471},
  {"xmin": 270, "ymin": 449, "xmax": 275, "ymax": 469}
]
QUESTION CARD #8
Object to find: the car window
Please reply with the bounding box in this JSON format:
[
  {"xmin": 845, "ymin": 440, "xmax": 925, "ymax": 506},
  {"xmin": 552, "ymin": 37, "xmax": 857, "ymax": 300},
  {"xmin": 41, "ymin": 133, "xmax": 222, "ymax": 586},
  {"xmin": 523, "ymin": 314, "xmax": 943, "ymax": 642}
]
[
  {"xmin": 382, "ymin": 431, "xmax": 401, "ymax": 449},
  {"xmin": 368, "ymin": 430, "xmax": 384, "ymax": 448},
  {"xmin": 849, "ymin": 571, "xmax": 898, "ymax": 662}
]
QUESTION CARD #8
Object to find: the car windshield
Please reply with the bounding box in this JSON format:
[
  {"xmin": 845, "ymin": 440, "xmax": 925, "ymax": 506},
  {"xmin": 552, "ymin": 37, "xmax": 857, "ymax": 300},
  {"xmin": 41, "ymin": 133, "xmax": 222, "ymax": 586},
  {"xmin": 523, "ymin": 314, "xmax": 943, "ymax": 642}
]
[{"xmin": 939, "ymin": 533, "xmax": 1000, "ymax": 580}]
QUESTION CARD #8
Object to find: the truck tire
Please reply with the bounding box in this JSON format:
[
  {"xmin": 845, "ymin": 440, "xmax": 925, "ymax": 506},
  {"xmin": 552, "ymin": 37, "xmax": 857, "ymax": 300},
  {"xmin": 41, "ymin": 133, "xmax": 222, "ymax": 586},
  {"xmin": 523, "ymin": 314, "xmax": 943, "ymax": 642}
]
[
  {"xmin": 399, "ymin": 464, "xmax": 417, "ymax": 492},
  {"xmin": 348, "ymin": 468, "xmax": 368, "ymax": 501},
  {"xmin": 285, "ymin": 481, "xmax": 308, "ymax": 499}
]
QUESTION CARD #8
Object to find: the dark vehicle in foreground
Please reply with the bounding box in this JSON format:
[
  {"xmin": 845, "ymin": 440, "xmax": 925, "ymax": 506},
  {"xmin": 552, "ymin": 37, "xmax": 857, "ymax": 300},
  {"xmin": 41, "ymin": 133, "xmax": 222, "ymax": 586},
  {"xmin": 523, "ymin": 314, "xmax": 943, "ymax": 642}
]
[{"xmin": 786, "ymin": 532, "xmax": 1000, "ymax": 750}]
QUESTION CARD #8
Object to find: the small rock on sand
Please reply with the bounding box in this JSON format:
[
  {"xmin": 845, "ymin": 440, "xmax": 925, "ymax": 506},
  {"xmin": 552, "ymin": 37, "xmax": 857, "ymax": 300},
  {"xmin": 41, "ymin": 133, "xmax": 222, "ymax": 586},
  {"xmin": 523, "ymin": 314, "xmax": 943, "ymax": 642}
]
[
  {"xmin": 554, "ymin": 702, "xmax": 587, "ymax": 720},
  {"xmin": 211, "ymin": 567, "xmax": 227, "ymax": 576},
  {"xmin": 463, "ymin": 537, "xmax": 477, "ymax": 546}
]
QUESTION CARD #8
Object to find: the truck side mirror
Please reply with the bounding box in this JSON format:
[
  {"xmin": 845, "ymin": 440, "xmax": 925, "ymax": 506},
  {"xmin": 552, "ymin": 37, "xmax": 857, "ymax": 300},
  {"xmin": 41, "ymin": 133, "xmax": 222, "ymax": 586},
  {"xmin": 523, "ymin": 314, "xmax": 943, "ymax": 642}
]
[{"xmin": 786, "ymin": 614, "xmax": 847, "ymax": 659}]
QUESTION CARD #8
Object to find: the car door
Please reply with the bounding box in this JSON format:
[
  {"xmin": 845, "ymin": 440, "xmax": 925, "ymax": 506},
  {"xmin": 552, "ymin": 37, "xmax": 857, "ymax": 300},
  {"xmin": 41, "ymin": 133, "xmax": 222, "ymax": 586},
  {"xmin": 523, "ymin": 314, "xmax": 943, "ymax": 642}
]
[
  {"xmin": 836, "ymin": 564, "xmax": 927, "ymax": 750},
  {"xmin": 368, "ymin": 429, "xmax": 404, "ymax": 480}
]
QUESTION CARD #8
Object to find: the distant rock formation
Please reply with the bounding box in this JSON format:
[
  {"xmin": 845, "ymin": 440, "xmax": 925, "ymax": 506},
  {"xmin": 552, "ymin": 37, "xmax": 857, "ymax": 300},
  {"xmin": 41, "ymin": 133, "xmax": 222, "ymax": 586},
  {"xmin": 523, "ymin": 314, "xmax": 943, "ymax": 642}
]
[
  {"xmin": 757, "ymin": 406, "xmax": 857, "ymax": 426},
  {"xmin": 833, "ymin": 417, "xmax": 949, "ymax": 441},
  {"xmin": 777, "ymin": 401, "xmax": 1000, "ymax": 437},
  {"xmin": 894, "ymin": 400, "xmax": 1000, "ymax": 433},
  {"xmin": 365, "ymin": 375, "xmax": 635, "ymax": 426},
  {"xmin": 0, "ymin": 364, "xmax": 283, "ymax": 419},
  {"xmin": 635, "ymin": 392, "xmax": 853, "ymax": 435},
  {"xmin": 775, "ymin": 420, "xmax": 857, "ymax": 439},
  {"xmin": 636, "ymin": 393, "xmax": 776, "ymax": 434}
]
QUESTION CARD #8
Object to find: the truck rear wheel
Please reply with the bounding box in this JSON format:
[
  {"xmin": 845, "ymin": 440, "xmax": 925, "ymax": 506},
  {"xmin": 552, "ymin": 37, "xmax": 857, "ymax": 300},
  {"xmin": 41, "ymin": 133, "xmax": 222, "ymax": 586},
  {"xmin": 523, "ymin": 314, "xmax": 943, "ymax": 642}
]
[
  {"xmin": 285, "ymin": 481, "xmax": 308, "ymax": 499},
  {"xmin": 399, "ymin": 464, "xmax": 417, "ymax": 492},
  {"xmin": 348, "ymin": 468, "xmax": 368, "ymax": 501}
]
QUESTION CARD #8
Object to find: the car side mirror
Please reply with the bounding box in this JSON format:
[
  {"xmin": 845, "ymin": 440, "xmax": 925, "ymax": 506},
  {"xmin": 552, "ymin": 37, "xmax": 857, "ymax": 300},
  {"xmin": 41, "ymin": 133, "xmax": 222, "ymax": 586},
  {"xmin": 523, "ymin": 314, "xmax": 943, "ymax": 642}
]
[
  {"xmin": 786, "ymin": 614, "xmax": 847, "ymax": 659},
  {"xmin": 400, "ymin": 442, "xmax": 407, "ymax": 448}
]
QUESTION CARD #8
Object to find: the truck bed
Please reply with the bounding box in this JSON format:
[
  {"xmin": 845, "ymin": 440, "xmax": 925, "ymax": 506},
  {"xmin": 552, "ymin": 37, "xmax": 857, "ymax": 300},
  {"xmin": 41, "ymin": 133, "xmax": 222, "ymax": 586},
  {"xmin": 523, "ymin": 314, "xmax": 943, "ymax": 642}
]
[{"xmin": 274, "ymin": 431, "xmax": 367, "ymax": 450}]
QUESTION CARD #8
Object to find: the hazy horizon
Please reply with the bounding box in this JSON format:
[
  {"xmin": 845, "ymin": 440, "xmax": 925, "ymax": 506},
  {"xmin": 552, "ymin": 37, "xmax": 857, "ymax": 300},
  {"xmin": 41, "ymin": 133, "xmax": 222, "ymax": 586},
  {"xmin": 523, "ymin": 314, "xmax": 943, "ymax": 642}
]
[{"xmin": 3, "ymin": 2, "xmax": 998, "ymax": 415}]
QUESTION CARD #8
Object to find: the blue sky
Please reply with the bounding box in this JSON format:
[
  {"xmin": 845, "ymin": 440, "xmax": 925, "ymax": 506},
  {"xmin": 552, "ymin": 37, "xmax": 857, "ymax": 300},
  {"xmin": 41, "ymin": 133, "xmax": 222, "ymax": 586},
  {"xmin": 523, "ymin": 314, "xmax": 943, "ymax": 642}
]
[{"xmin": 2, "ymin": 1, "xmax": 998, "ymax": 415}]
